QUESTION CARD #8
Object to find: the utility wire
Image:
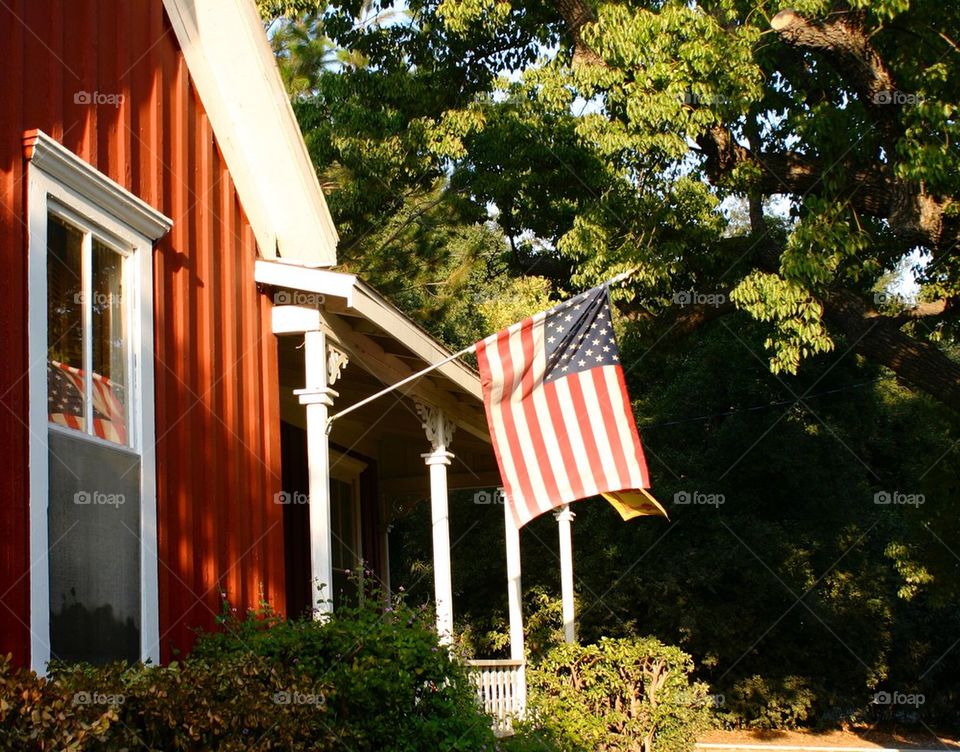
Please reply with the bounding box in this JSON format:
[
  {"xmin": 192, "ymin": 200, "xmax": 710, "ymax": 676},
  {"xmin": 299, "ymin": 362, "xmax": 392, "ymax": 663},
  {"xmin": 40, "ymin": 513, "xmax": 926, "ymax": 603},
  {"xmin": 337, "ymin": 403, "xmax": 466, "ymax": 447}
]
[{"xmin": 640, "ymin": 378, "xmax": 884, "ymax": 429}]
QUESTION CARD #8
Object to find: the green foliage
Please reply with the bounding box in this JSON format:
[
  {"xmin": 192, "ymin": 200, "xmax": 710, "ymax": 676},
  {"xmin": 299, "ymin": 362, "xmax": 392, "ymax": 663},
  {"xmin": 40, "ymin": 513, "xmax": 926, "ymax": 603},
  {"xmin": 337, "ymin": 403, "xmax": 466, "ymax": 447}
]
[
  {"xmin": 0, "ymin": 651, "xmax": 334, "ymax": 751},
  {"xmin": 478, "ymin": 276, "xmax": 557, "ymax": 333},
  {"xmin": 263, "ymin": 0, "xmax": 960, "ymax": 734},
  {"xmin": 721, "ymin": 675, "xmax": 817, "ymax": 729},
  {"xmin": 0, "ymin": 593, "xmax": 504, "ymax": 751},
  {"xmin": 190, "ymin": 591, "xmax": 498, "ymax": 752},
  {"xmin": 730, "ymin": 272, "xmax": 835, "ymax": 374},
  {"xmin": 525, "ymin": 637, "xmax": 714, "ymax": 752}
]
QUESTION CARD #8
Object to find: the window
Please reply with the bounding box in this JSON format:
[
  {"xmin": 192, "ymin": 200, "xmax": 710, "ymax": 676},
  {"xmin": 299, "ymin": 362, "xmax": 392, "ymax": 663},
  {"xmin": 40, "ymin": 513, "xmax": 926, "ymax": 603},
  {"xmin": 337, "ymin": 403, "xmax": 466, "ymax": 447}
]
[
  {"xmin": 330, "ymin": 478, "xmax": 361, "ymax": 605},
  {"xmin": 329, "ymin": 450, "xmax": 366, "ymax": 607},
  {"xmin": 26, "ymin": 130, "xmax": 171, "ymax": 671}
]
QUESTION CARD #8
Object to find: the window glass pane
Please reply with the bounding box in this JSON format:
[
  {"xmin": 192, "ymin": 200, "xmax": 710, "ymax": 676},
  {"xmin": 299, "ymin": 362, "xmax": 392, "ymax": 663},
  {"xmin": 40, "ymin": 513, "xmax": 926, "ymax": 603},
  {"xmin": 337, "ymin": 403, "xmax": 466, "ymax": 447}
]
[
  {"xmin": 331, "ymin": 479, "xmax": 360, "ymax": 607},
  {"xmin": 92, "ymin": 239, "xmax": 128, "ymax": 445},
  {"xmin": 47, "ymin": 215, "xmax": 86, "ymax": 433},
  {"xmin": 48, "ymin": 430, "xmax": 141, "ymax": 665},
  {"xmin": 331, "ymin": 479, "xmax": 359, "ymax": 571}
]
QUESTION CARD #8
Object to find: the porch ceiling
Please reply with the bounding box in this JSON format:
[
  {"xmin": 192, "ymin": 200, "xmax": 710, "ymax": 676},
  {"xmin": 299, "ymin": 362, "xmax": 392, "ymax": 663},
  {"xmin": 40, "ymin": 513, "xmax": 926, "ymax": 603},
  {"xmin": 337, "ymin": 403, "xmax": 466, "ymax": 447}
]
[
  {"xmin": 258, "ymin": 258, "xmax": 502, "ymax": 506},
  {"xmin": 276, "ymin": 316, "xmax": 500, "ymax": 504}
]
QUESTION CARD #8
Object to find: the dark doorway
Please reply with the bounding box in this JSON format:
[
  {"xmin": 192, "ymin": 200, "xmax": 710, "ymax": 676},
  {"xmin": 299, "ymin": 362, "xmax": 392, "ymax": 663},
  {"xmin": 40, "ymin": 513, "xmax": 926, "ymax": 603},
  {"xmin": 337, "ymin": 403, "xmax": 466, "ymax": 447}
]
[
  {"xmin": 280, "ymin": 420, "xmax": 384, "ymax": 618},
  {"xmin": 280, "ymin": 421, "xmax": 311, "ymax": 619}
]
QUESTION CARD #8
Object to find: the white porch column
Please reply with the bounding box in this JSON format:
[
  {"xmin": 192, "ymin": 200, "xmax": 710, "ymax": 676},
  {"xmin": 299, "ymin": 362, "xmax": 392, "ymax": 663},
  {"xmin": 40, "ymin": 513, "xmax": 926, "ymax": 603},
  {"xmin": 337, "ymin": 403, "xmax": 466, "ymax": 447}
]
[
  {"xmin": 416, "ymin": 402, "xmax": 456, "ymax": 644},
  {"xmin": 294, "ymin": 330, "xmax": 348, "ymax": 617},
  {"xmin": 554, "ymin": 504, "xmax": 576, "ymax": 644},
  {"xmin": 504, "ymin": 496, "xmax": 527, "ymax": 715}
]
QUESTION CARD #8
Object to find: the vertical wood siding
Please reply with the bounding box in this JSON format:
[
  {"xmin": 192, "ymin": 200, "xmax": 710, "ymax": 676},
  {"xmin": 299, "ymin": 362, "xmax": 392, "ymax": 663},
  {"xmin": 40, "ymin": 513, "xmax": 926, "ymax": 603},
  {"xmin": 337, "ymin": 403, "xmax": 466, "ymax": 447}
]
[{"xmin": 0, "ymin": 0, "xmax": 286, "ymax": 665}]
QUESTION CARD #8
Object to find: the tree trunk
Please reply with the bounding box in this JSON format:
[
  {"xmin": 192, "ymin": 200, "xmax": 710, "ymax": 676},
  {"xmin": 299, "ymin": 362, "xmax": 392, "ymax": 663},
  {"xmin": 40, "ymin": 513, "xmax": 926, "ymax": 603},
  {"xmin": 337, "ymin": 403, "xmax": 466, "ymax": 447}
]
[{"xmin": 823, "ymin": 291, "xmax": 960, "ymax": 411}]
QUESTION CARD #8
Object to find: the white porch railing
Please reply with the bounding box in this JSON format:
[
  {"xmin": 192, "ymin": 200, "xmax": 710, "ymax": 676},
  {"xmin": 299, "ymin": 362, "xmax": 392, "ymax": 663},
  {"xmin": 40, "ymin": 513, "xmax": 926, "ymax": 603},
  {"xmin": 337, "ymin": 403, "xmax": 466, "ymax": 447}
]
[{"xmin": 467, "ymin": 659, "xmax": 525, "ymax": 736}]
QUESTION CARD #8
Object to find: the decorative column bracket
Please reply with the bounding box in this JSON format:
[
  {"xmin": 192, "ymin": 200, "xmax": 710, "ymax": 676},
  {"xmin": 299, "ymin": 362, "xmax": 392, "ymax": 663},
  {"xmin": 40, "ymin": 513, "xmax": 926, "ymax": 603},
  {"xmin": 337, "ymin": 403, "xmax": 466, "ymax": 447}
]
[
  {"xmin": 327, "ymin": 347, "xmax": 349, "ymax": 386},
  {"xmin": 416, "ymin": 401, "xmax": 456, "ymax": 454}
]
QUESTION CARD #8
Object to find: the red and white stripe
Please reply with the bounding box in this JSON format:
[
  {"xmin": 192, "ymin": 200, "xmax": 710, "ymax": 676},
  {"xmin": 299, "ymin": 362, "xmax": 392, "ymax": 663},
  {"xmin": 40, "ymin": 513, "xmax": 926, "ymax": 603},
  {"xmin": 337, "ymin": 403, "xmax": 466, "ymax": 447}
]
[
  {"xmin": 49, "ymin": 359, "xmax": 127, "ymax": 445},
  {"xmin": 476, "ymin": 314, "xmax": 650, "ymax": 528}
]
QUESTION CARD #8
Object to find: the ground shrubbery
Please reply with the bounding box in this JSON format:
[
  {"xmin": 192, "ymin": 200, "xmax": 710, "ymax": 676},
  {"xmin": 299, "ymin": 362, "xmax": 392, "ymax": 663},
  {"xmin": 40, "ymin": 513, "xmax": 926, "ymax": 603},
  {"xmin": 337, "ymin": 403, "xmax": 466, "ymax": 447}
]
[
  {"xmin": 0, "ymin": 585, "xmax": 719, "ymax": 751},
  {"xmin": 523, "ymin": 637, "xmax": 715, "ymax": 752},
  {"xmin": 0, "ymin": 592, "xmax": 503, "ymax": 751}
]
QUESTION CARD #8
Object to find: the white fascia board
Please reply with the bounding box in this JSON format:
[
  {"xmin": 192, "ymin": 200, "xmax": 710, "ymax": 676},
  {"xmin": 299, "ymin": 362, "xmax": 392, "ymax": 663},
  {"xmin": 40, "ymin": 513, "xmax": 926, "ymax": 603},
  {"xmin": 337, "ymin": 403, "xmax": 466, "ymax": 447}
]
[
  {"xmin": 255, "ymin": 260, "xmax": 482, "ymax": 401},
  {"xmin": 255, "ymin": 260, "xmax": 356, "ymax": 306},
  {"xmin": 272, "ymin": 305, "xmax": 322, "ymax": 334},
  {"xmin": 351, "ymin": 283, "xmax": 482, "ymax": 400},
  {"xmin": 162, "ymin": 0, "xmax": 338, "ymax": 266}
]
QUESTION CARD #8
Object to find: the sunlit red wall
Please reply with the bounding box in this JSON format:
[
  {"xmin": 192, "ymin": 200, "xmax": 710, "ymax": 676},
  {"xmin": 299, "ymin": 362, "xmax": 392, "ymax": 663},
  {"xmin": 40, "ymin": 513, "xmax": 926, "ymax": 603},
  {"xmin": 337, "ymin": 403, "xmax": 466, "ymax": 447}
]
[{"xmin": 0, "ymin": 0, "xmax": 286, "ymax": 666}]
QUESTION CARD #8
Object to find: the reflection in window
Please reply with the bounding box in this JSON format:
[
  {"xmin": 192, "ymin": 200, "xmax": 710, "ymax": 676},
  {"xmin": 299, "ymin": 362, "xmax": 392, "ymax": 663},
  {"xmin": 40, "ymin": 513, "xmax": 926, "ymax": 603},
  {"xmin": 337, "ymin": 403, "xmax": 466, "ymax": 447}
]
[
  {"xmin": 46, "ymin": 214, "xmax": 129, "ymax": 446},
  {"xmin": 92, "ymin": 238, "xmax": 128, "ymax": 444},
  {"xmin": 47, "ymin": 215, "xmax": 86, "ymax": 433}
]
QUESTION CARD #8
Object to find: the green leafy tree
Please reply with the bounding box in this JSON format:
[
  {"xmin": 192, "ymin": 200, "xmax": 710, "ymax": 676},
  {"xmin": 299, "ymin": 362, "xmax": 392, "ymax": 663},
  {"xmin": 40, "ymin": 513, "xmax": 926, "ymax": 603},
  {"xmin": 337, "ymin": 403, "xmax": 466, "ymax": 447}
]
[
  {"xmin": 259, "ymin": 0, "xmax": 960, "ymax": 731},
  {"xmin": 335, "ymin": 0, "xmax": 960, "ymax": 409}
]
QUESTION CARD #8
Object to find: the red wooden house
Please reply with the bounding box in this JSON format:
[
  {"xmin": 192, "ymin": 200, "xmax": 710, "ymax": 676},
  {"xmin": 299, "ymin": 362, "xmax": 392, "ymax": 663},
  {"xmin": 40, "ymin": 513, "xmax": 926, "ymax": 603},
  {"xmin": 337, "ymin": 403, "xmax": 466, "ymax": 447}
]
[{"xmin": 0, "ymin": 0, "xmax": 529, "ymax": 700}]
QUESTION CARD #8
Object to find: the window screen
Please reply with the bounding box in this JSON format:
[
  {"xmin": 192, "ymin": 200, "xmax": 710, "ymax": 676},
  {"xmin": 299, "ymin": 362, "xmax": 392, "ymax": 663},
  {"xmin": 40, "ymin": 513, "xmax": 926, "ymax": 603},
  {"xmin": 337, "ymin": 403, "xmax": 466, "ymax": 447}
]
[{"xmin": 47, "ymin": 430, "xmax": 141, "ymax": 664}]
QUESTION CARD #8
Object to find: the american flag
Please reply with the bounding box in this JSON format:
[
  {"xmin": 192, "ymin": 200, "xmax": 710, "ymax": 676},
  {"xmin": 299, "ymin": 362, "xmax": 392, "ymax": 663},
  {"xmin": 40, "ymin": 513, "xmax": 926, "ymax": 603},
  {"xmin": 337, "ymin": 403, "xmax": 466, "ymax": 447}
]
[
  {"xmin": 48, "ymin": 359, "xmax": 127, "ymax": 445},
  {"xmin": 475, "ymin": 283, "xmax": 654, "ymax": 528}
]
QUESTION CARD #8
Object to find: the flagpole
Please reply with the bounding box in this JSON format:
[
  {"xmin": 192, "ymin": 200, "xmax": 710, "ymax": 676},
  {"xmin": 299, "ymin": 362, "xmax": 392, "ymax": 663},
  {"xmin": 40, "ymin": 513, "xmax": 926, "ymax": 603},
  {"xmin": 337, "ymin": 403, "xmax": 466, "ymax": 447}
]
[
  {"xmin": 326, "ymin": 267, "xmax": 637, "ymax": 428},
  {"xmin": 326, "ymin": 342, "xmax": 477, "ymax": 428}
]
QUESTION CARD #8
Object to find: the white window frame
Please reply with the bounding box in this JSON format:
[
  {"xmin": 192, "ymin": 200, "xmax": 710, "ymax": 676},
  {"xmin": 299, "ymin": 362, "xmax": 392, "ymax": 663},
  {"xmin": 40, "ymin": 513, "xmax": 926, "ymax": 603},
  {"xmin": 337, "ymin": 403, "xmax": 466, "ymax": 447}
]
[
  {"xmin": 329, "ymin": 449, "xmax": 366, "ymax": 574},
  {"xmin": 25, "ymin": 130, "xmax": 172, "ymax": 672}
]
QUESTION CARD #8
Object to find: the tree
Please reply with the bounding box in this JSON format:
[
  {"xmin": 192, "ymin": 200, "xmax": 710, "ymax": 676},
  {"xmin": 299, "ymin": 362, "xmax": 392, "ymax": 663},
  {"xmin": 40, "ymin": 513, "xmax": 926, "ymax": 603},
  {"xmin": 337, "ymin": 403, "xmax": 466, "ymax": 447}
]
[
  {"xmin": 258, "ymin": 0, "xmax": 960, "ymax": 729},
  {"xmin": 444, "ymin": 0, "xmax": 960, "ymax": 408}
]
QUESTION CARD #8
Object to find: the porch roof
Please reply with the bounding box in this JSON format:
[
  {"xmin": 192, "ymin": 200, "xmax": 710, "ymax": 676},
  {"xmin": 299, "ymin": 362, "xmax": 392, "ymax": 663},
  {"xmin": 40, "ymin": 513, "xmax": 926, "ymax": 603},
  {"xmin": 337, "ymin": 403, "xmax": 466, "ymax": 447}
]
[{"xmin": 255, "ymin": 259, "xmax": 501, "ymax": 500}]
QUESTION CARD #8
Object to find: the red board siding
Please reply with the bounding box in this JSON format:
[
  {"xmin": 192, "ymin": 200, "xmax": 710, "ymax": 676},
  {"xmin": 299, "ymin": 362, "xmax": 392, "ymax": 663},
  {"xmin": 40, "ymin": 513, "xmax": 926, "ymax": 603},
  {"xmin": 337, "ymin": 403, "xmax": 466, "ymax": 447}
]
[{"xmin": 0, "ymin": 0, "xmax": 286, "ymax": 665}]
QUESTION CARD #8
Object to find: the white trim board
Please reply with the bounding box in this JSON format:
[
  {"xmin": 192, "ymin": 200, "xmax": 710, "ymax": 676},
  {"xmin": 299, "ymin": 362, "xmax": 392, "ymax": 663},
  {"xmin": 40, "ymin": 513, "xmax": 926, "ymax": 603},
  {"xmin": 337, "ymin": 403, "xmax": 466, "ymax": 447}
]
[
  {"xmin": 26, "ymin": 136, "xmax": 163, "ymax": 672},
  {"xmin": 24, "ymin": 130, "xmax": 172, "ymax": 240},
  {"xmin": 161, "ymin": 0, "xmax": 338, "ymax": 266},
  {"xmin": 255, "ymin": 259, "xmax": 482, "ymax": 399}
]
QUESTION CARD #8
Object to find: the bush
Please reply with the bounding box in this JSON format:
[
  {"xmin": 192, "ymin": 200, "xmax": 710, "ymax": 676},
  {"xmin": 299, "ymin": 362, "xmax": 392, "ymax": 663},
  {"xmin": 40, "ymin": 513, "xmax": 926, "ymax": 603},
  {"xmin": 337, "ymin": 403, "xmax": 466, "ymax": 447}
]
[
  {"xmin": 0, "ymin": 590, "xmax": 501, "ymax": 751},
  {"xmin": 0, "ymin": 651, "xmax": 333, "ymax": 751},
  {"xmin": 191, "ymin": 592, "xmax": 499, "ymax": 751},
  {"xmin": 720, "ymin": 674, "xmax": 818, "ymax": 729},
  {"xmin": 525, "ymin": 637, "xmax": 715, "ymax": 752}
]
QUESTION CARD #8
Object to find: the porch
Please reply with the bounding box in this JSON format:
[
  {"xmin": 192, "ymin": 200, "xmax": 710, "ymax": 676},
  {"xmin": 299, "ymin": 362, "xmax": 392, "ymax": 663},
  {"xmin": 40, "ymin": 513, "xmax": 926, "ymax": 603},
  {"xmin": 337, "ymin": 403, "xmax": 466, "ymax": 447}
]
[{"xmin": 258, "ymin": 260, "xmax": 562, "ymax": 729}]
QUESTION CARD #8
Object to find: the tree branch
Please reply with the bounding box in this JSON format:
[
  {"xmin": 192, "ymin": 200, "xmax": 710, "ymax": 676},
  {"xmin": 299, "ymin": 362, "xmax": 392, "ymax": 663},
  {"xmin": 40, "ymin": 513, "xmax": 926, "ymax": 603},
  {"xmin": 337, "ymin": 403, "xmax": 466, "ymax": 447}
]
[
  {"xmin": 770, "ymin": 9, "xmax": 900, "ymax": 144},
  {"xmin": 697, "ymin": 125, "xmax": 960, "ymax": 253},
  {"xmin": 822, "ymin": 290, "xmax": 960, "ymax": 411},
  {"xmin": 553, "ymin": 0, "xmax": 607, "ymax": 67}
]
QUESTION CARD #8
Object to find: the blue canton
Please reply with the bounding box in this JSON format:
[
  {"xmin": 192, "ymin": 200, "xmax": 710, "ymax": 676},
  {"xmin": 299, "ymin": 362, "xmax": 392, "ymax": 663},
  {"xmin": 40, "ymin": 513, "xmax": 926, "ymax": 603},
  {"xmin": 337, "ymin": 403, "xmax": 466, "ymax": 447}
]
[{"xmin": 543, "ymin": 286, "xmax": 620, "ymax": 383}]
